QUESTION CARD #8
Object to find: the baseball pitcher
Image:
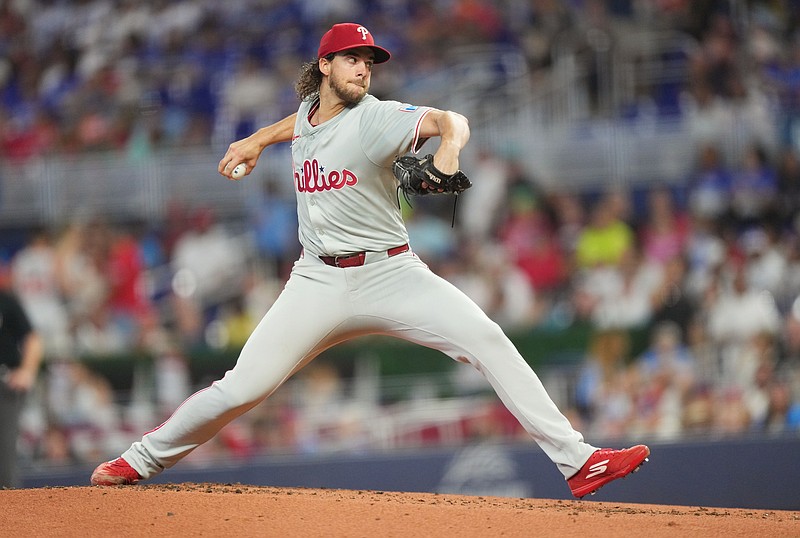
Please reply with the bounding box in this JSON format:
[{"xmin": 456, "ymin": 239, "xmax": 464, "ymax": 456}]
[{"xmin": 92, "ymin": 22, "xmax": 649, "ymax": 499}]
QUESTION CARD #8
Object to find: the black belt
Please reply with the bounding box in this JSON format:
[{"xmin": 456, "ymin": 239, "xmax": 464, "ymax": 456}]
[{"xmin": 319, "ymin": 244, "xmax": 409, "ymax": 268}]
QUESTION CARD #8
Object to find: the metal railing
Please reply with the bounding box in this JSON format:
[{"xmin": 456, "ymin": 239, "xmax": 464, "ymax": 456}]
[{"xmin": 0, "ymin": 145, "xmax": 293, "ymax": 226}]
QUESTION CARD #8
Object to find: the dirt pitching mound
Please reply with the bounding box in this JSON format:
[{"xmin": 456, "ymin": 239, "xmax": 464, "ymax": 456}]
[{"xmin": 2, "ymin": 483, "xmax": 798, "ymax": 537}]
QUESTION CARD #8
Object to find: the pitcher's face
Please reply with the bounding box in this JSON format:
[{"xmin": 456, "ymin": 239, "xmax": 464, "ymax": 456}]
[{"xmin": 326, "ymin": 48, "xmax": 373, "ymax": 105}]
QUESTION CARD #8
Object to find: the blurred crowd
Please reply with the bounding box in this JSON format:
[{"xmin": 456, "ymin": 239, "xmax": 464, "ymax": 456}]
[
  {"xmin": 3, "ymin": 0, "xmax": 800, "ymax": 467},
  {"xmin": 7, "ymin": 138, "xmax": 800, "ymax": 466},
  {"xmin": 4, "ymin": 0, "xmax": 800, "ymax": 159}
]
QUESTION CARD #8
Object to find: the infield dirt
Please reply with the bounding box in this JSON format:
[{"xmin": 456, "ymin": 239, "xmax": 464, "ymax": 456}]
[{"xmin": 2, "ymin": 483, "xmax": 798, "ymax": 537}]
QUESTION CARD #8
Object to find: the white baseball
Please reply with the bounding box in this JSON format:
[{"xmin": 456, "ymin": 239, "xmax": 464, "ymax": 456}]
[{"xmin": 231, "ymin": 163, "xmax": 247, "ymax": 179}]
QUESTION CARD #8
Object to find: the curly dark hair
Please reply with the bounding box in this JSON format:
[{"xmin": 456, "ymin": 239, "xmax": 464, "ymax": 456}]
[{"xmin": 294, "ymin": 54, "xmax": 334, "ymax": 101}]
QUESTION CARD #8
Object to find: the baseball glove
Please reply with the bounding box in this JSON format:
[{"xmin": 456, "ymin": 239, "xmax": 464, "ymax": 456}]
[{"xmin": 392, "ymin": 154, "xmax": 472, "ymax": 198}]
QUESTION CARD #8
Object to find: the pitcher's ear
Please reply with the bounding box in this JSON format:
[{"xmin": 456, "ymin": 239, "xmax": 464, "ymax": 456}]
[{"xmin": 319, "ymin": 57, "xmax": 332, "ymax": 76}]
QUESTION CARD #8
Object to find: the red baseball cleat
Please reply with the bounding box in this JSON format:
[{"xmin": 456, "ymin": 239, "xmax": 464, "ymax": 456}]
[
  {"xmin": 567, "ymin": 444, "xmax": 650, "ymax": 499},
  {"xmin": 90, "ymin": 457, "xmax": 142, "ymax": 486}
]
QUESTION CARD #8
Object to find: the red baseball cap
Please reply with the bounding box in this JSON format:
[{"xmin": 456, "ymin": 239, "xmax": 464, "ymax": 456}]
[{"xmin": 318, "ymin": 23, "xmax": 391, "ymax": 64}]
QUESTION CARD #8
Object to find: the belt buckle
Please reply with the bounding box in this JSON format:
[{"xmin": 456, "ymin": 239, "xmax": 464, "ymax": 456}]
[{"xmin": 334, "ymin": 252, "xmax": 365, "ymax": 267}]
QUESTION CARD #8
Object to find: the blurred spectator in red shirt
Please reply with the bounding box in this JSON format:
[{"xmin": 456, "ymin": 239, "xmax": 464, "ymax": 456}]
[
  {"xmin": 105, "ymin": 222, "xmax": 151, "ymax": 345},
  {"xmin": 498, "ymin": 185, "xmax": 567, "ymax": 294},
  {"xmin": 450, "ymin": 0, "xmax": 505, "ymax": 44}
]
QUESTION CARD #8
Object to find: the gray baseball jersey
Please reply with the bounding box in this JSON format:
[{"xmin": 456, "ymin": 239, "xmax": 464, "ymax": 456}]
[{"xmin": 292, "ymin": 95, "xmax": 428, "ymax": 257}]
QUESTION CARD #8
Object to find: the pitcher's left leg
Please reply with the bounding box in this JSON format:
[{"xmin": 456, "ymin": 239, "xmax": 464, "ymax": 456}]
[{"xmin": 369, "ymin": 255, "xmax": 595, "ymax": 477}]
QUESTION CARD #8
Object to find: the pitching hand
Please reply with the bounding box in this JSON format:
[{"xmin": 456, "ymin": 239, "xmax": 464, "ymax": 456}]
[{"xmin": 218, "ymin": 135, "xmax": 263, "ymax": 180}]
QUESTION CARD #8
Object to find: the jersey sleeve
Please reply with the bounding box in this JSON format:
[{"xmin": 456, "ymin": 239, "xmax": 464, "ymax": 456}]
[{"xmin": 359, "ymin": 100, "xmax": 432, "ymax": 165}]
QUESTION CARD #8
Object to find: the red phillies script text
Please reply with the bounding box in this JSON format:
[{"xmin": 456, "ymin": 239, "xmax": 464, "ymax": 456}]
[{"xmin": 295, "ymin": 159, "xmax": 358, "ymax": 192}]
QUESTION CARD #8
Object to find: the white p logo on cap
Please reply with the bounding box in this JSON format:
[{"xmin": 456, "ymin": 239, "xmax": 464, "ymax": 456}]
[{"xmin": 356, "ymin": 26, "xmax": 369, "ymax": 40}]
